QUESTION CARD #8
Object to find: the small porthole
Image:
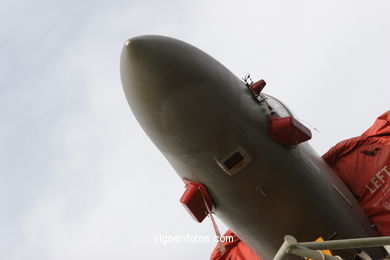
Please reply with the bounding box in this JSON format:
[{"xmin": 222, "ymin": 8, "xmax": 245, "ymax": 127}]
[{"xmin": 216, "ymin": 146, "xmax": 251, "ymax": 176}]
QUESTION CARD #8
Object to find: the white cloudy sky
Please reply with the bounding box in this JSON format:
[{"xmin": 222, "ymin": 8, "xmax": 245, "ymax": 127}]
[{"xmin": 0, "ymin": 1, "xmax": 389, "ymax": 259}]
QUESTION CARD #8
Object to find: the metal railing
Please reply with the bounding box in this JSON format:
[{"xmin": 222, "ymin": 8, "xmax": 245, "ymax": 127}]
[{"xmin": 273, "ymin": 235, "xmax": 390, "ymax": 260}]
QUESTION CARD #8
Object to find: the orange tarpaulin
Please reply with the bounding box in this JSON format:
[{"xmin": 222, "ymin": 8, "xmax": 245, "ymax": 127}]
[
  {"xmin": 210, "ymin": 229, "xmax": 262, "ymax": 260},
  {"xmin": 323, "ymin": 110, "xmax": 390, "ymax": 235}
]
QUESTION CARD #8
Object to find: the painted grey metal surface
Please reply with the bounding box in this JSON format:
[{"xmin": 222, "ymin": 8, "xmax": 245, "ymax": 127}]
[{"xmin": 120, "ymin": 35, "xmax": 386, "ymax": 260}]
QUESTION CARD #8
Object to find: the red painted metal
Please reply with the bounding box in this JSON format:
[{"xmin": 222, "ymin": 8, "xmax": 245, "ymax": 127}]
[
  {"xmin": 269, "ymin": 116, "xmax": 312, "ymax": 146},
  {"xmin": 180, "ymin": 179, "xmax": 214, "ymax": 223},
  {"xmin": 249, "ymin": 79, "xmax": 266, "ymax": 96}
]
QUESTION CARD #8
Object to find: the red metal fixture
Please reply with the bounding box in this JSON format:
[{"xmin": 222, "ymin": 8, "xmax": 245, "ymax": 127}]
[
  {"xmin": 180, "ymin": 179, "xmax": 214, "ymax": 223},
  {"xmin": 269, "ymin": 116, "xmax": 312, "ymax": 146},
  {"xmin": 249, "ymin": 79, "xmax": 266, "ymax": 96}
]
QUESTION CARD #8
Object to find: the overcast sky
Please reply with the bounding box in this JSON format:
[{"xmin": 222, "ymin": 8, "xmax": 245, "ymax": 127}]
[{"xmin": 0, "ymin": 1, "xmax": 389, "ymax": 259}]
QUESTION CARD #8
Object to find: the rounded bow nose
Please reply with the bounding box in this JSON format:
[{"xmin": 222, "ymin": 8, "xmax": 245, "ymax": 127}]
[{"xmin": 120, "ymin": 35, "xmax": 241, "ymax": 154}]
